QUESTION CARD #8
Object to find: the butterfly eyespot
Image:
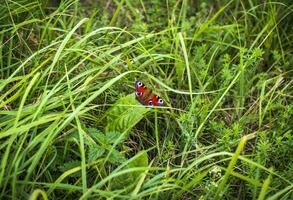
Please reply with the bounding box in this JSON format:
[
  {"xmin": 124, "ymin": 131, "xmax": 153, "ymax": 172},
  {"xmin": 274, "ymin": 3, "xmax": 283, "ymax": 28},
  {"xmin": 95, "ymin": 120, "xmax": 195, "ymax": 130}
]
[
  {"xmin": 137, "ymin": 81, "xmax": 143, "ymax": 87},
  {"xmin": 158, "ymin": 99, "xmax": 164, "ymax": 104},
  {"xmin": 136, "ymin": 92, "xmax": 142, "ymax": 96},
  {"xmin": 148, "ymin": 101, "xmax": 154, "ymax": 106}
]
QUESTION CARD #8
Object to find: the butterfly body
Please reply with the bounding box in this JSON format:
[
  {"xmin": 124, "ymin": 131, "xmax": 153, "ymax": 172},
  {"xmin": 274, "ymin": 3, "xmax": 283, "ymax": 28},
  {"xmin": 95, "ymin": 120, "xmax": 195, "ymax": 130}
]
[{"xmin": 135, "ymin": 81, "xmax": 164, "ymax": 106}]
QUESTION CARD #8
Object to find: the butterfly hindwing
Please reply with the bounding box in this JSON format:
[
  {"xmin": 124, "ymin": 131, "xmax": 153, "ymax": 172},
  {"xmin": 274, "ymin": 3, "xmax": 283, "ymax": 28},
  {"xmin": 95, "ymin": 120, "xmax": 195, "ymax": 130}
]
[
  {"xmin": 135, "ymin": 81, "xmax": 163, "ymax": 106},
  {"xmin": 148, "ymin": 93, "xmax": 164, "ymax": 106}
]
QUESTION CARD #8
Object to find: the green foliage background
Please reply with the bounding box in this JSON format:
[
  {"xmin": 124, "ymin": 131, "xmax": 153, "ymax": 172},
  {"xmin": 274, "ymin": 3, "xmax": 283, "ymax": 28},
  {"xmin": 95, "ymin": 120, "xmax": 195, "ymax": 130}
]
[{"xmin": 0, "ymin": 0, "xmax": 292, "ymax": 199}]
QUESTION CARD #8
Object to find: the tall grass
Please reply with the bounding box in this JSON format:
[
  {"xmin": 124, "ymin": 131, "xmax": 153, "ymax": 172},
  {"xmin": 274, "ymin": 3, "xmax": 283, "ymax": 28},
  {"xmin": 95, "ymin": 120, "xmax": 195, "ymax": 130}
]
[{"xmin": 0, "ymin": 0, "xmax": 292, "ymax": 199}]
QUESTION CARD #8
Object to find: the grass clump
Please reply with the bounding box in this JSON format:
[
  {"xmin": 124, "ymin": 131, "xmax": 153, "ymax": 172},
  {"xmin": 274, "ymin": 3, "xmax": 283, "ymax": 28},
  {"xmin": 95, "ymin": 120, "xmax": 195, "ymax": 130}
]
[{"xmin": 0, "ymin": 0, "xmax": 292, "ymax": 199}]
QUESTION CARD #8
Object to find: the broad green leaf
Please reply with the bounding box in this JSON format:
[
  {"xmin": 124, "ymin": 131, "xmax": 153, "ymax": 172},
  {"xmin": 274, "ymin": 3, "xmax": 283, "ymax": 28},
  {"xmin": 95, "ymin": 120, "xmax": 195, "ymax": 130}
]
[
  {"xmin": 128, "ymin": 151, "xmax": 148, "ymax": 169},
  {"xmin": 105, "ymin": 93, "xmax": 150, "ymax": 134},
  {"xmin": 110, "ymin": 151, "xmax": 148, "ymax": 190}
]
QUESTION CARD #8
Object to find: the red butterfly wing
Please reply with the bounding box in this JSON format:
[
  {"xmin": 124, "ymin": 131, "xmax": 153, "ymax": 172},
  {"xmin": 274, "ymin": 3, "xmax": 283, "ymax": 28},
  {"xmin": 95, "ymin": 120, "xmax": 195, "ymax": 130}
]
[
  {"xmin": 135, "ymin": 81, "xmax": 164, "ymax": 106},
  {"xmin": 135, "ymin": 81, "xmax": 151, "ymax": 105},
  {"xmin": 148, "ymin": 93, "xmax": 164, "ymax": 106}
]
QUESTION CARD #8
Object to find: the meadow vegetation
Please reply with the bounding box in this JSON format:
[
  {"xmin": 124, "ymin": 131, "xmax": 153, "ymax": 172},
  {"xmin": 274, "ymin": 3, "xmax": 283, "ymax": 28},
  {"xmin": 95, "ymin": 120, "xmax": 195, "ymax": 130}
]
[{"xmin": 0, "ymin": 0, "xmax": 292, "ymax": 199}]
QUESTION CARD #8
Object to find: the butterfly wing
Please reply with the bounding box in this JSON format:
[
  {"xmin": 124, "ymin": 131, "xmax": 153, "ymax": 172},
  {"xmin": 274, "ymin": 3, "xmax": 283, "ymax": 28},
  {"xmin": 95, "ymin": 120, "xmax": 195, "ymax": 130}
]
[
  {"xmin": 146, "ymin": 93, "xmax": 163, "ymax": 106},
  {"xmin": 135, "ymin": 81, "xmax": 151, "ymax": 105},
  {"xmin": 135, "ymin": 81, "xmax": 164, "ymax": 106}
]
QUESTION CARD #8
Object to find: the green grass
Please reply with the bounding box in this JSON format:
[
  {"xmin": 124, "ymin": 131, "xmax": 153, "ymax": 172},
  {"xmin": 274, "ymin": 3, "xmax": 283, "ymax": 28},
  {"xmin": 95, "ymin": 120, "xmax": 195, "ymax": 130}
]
[{"xmin": 0, "ymin": 0, "xmax": 292, "ymax": 199}]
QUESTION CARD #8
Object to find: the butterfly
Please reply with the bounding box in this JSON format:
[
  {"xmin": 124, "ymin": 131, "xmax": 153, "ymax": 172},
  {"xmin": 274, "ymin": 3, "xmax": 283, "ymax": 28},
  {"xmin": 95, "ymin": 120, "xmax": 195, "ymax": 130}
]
[{"xmin": 135, "ymin": 81, "xmax": 164, "ymax": 106}]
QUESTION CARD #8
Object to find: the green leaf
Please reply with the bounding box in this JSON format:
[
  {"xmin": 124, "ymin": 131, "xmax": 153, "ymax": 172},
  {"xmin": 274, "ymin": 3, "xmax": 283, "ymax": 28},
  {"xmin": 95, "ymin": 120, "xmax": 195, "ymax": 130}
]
[
  {"xmin": 87, "ymin": 128, "xmax": 125, "ymax": 146},
  {"xmin": 105, "ymin": 93, "xmax": 150, "ymax": 134},
  {"xmin": 105, "ymin": 131, "xmax": 126, "ymax": 144},
  {"xmin": 110, "ymin": 151, "xmax": 148, "ymax": 190},
  {"xmin": 88, "ymin": 145, "xmax": 105, "ymax": 164},
  {"xmin": 128, "ymin": 151, "xmax": 148, "ymax": 168},
  {"xmin": 128, "ymin": 150, "xmax": 149, "ymax": 181},
  {"xmin": 108, "ymin": 149, "xmax": 126, "ymax": 164},
  {"xmin": 87, "ymin": 128, "xmax": 106, "ymax": 143}
]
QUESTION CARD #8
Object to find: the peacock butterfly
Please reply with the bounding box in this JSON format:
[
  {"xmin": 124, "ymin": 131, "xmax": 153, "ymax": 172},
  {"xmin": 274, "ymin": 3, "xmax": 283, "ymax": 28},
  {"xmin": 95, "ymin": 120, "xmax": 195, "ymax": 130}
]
[{"xmin": 135, "ymin": 81, "xmax": 164, "ymax": 106}]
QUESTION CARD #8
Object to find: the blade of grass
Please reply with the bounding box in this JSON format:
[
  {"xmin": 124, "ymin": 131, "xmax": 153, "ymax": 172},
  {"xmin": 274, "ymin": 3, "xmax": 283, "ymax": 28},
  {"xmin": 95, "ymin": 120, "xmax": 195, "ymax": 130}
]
[
  {"xmin": 1, "ymin": 72, "xmax": 40, "ymax": 196},
  {"xmin": 65, "ymin": 64, "xmax": 87, "ymax": 194},
  {"xmin": 178, "ymin": 32, "xmax": 193, "ymax": 103},
  {"xmin": 215, "ymin": 133, "xmax": 256, "ymax": 198},
  {"xmin": 267, "ymin": 184, "xmax": 293, "ymax": 200},
  {"xmin": 131, "ymin": 160, "xmax": 154, "ymax": 197},
  {"xmin": 257, "ymin": 168, "xmax": 273, "ymax": 200},
  {"xmin": 45, "ymin": 18, "xmax": 89, "ymax": 90},
  {"xmin": 28, "ymin": 189, "xmax": 48, "ymax": 200},
  {"xmin": 110, "ymin": 0, "xmax": 125, "ymax": 26}
]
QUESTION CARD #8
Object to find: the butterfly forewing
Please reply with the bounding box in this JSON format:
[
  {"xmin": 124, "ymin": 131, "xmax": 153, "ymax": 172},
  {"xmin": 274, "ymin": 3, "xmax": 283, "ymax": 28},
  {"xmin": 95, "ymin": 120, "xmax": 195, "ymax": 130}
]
[{"xmin": 135, "ymin": 81, "xmax": 150, "ymax": 105}]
